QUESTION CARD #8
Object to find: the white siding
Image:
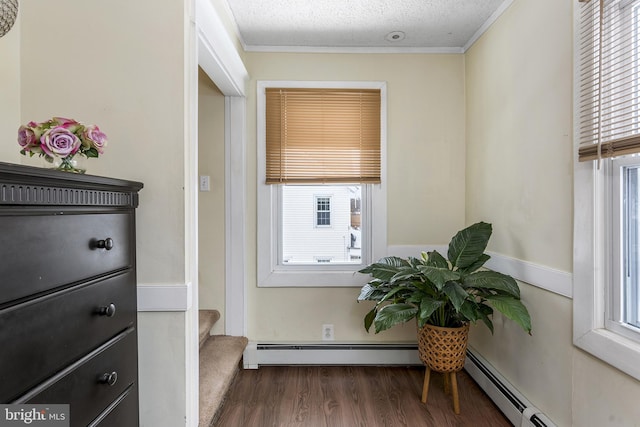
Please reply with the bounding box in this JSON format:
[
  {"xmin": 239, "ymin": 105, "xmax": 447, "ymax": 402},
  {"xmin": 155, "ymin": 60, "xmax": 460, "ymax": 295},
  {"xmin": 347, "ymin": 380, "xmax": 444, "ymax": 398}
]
[{"xmin": 282, "ymin": 185, "xmax": 358, "ymax": 263}]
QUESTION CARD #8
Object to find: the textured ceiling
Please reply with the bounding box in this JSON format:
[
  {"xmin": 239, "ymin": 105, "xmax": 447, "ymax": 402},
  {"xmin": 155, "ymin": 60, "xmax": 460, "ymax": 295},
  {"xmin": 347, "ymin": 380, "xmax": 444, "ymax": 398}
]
[{"xmin": 223, "ymin": 0, "xmax": 509, "ymax": 52}]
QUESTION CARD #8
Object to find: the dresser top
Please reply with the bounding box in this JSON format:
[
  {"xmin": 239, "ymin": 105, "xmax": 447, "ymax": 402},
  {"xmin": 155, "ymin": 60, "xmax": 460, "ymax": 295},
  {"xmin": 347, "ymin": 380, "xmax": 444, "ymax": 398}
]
[{"xmin": 0, "ymin": 161, "xmax": 143, "ymax": 208}]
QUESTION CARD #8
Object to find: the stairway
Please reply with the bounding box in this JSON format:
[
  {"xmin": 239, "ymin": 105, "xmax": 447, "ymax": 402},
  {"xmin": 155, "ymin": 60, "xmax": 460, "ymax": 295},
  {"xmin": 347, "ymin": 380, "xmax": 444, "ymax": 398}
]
[{"xmin": 198, "ymin": 310, "xmax": 248, "ymax": 427}]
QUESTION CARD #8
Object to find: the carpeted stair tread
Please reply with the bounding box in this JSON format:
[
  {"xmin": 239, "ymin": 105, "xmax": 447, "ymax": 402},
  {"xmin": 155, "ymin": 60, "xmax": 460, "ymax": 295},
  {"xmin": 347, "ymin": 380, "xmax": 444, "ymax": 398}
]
[
  {"xmin": 199, "ymin": 310, "xmax": 221, "ymax": 349},
  {"xmin": 199, "ymin": 335, "xmax": 248, "ymax": 427}
]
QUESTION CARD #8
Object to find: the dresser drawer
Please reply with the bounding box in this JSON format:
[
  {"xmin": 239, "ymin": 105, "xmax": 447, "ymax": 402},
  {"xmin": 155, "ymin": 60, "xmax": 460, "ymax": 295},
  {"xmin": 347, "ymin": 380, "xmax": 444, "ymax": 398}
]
[
  {"xmin": 17, "ymin": 328, "xmax": 138, "ymax": 427},
  {"xmin": 88, "ymin": 384, "xmax": 139, "ymax": 427},
  {"xmin": 0, "ymin": 212, "xmax": 134, "ymax": 305},
  {"xmin": 0, "ymin": 271, "xmax": 136, "ymax": 402}
]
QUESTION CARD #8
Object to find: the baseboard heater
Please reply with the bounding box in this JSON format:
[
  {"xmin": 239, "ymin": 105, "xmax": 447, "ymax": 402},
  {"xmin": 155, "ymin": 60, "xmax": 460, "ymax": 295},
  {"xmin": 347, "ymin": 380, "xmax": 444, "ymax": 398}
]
[
  {"xmin": 464, "ymin": 349, "xmax": 557, "ymax": 427},
  {"xmin": 244, "ymin": 342, "xmax": 556, "ymax": 427},
  {"xmin": 244, "ymin": 342, "xmax": 422, "ymax": 368}
]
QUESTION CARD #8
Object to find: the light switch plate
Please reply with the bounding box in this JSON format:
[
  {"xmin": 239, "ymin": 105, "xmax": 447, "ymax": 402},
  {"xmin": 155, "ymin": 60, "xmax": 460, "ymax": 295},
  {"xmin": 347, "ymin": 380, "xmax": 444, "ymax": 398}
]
[{"xmin": 199, "ymin": 175, "xmax": 210, "ymax": 191}]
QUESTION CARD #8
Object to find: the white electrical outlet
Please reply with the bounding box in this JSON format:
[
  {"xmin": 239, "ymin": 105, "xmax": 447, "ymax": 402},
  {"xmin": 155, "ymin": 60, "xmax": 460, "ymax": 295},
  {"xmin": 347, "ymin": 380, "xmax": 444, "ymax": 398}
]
[
  {"xmin": 322, "ymin": 324, "xmax": 334, "ymax": 341},
  {"xmin": 199, "ymin": 175, "xmax": 210, "ymax": 191}
]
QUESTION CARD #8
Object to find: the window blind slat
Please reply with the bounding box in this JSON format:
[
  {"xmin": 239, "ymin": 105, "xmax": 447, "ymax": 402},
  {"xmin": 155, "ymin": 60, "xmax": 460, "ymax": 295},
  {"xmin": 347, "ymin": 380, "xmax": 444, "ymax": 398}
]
[
  {"xmin": 578, "ymin": 0, "xmax": 640, "ymax": 162},
  {"xmin": 265, "ymin": 88, "xmax": 381, "ymax": 184}
]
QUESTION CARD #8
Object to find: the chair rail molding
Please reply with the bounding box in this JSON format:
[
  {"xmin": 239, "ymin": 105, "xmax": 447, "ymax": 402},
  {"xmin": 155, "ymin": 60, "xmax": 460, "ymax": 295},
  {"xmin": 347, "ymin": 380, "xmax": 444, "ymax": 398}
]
[{"xmin": 137, "ymin": 282, "xmax": 193, "ymax": 312}]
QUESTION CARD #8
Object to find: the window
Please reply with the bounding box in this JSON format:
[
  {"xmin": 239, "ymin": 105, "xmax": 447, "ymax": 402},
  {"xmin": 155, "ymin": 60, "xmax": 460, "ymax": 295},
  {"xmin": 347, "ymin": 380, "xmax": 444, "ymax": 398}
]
[
  {"xmin": 623, "ymin": 165, "xmax": 640, "ymax": 328},
  {"xmin": 315, "ymin": 196, "xmax": 331, "ymax": 227},
  {"xmin": 574, "ymin": 0, "xmax": 640, "ymax": 381},
  {"xmin": 257, "ymin": 81, "xmax": 387, "ymax": 287},
  {"xmin": 610, "ymin": 156, "xmax": 640, "ymax": 340},
  {"xmin": 281, "ymin": 186, "xmax": 362, "ymax": 265}
]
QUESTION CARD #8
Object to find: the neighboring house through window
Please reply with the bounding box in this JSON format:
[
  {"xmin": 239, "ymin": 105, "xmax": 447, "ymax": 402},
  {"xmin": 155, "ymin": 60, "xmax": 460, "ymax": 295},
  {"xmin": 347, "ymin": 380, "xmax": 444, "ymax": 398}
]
[{"xmin": 257, "ymin": 81, "xmax": 387, "ymax": 287}]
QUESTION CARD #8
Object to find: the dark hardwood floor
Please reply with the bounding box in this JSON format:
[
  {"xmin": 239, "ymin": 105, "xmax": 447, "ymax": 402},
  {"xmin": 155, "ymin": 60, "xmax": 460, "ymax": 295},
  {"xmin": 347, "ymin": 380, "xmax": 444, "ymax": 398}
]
[{"xmin": 214, "ymin": 365, "xmax": 511, "ymax": 427}]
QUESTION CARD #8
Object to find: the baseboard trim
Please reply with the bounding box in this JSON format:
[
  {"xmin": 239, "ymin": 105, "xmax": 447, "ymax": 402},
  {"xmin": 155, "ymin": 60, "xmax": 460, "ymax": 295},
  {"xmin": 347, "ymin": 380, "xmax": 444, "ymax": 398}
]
[{"xmin": 243, "ymin": 342, "xmax": 421, "ymax": 369}]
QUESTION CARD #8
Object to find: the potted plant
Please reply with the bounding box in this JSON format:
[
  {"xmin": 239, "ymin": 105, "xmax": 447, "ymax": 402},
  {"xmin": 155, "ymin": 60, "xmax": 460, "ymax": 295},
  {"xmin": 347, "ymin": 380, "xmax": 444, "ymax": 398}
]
[{"xmin": 357, "ymin": 221, "xmax": 531, "ymax": 413}]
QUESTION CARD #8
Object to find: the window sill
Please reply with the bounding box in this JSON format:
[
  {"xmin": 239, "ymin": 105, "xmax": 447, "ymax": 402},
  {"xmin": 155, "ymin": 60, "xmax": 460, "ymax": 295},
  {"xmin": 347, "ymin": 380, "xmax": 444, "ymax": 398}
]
[
  {"xmin": 258, "ymin": 268, "xmax": 369, "ymax": 287},
  {"xmin": 574, "ymin": 327, "xmax": 640, "ymax": 381}
]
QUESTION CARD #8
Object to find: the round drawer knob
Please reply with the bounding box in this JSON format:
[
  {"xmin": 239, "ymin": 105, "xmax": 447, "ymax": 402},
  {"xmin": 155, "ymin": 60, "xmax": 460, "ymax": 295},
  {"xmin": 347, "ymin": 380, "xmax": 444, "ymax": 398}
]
[
  {"xmin": 98, "ymin": 303, "xmax": 116, "ymax": 317},
  {"xmin": 99, "ymin": 371, "xmax": 118, "ymax": 386},
  {"xmin": 96, "ymin": 238, "xmax": 114, "ymax": 250}
]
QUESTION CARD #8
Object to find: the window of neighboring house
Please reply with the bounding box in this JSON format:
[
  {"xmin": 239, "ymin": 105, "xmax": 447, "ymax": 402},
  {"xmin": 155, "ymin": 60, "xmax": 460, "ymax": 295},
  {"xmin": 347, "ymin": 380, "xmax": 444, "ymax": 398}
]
[
  {"xmin": 574, "ymin": 0, "xmax": 640, "ymax": 381},
  {"xmin": 315, "ymin": 196, "xmax": 331, "ymax": 227},
  {"xmin": 257, "ymin": 81, "xmax": 387, "ymax": 287}
]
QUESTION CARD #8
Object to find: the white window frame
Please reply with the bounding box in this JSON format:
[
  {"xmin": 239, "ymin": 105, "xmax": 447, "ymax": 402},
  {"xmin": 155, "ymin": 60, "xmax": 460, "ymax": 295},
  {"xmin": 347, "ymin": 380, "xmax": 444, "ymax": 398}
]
[
  {"xmin": 609, "ymin": 156, "xmax": 640, "ymax": 340},
  {"xmin": 257, "ymin": 80, "xmax": 387, "ymax": 287},
  {"xmin": 573, "ymin": 1, "xmax": 640, "ymax": 381}
]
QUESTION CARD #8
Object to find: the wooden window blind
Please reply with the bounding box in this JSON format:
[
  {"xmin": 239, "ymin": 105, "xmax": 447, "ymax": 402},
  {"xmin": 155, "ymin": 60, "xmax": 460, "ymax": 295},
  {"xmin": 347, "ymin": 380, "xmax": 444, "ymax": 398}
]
[
  {"xmin": 578, "ymin": 0, "xmax": 640, "ymax": 161},
  {"xmin": 265, "ymin": 88, "xmax": 381, "ymax": 184}
]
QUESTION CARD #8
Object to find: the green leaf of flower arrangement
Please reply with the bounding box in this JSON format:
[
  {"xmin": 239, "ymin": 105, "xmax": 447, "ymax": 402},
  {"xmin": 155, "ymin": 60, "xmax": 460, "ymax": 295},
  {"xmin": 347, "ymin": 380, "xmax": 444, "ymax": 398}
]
[
  {"xmin": 486, "ymin": 294, "xmax": 532, "ymax": 334},
  {"xmin": 463, "ymin": 271, "xmax": 521, "ymax": 298},
  {"xmin": 447, "ymin": 222, "xmax": 492, "ymax": 269},
  {"xmin": 374, "ymin": 304, "xmax": 418, "ymax": 333},
  {"xmin": 85, "ymin": 147, "xmax": 99, "ymax": 158}
]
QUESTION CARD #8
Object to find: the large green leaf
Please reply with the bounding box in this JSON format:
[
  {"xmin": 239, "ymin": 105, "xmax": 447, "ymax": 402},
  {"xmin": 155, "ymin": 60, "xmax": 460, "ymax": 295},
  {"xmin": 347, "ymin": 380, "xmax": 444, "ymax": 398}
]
[
  {"xmin": 442, "ymin": 282, "xmax": 469, "ymax": 312},
  {"xmin": 458, "ymin": 253, "xmax": 491, "ymax": 274},
  {"xmin": 463, "ymin": 271, "xmax": 520, "ymax": 298},
  {"xmin": 447, "ymin": 222, "xmax": 492, "ymax": 269},
  {"xmin": 418, "ymin": 297, "xmax": 443, "ymax": 327},
  {"xmin": 389, "ymin": 268, "xmax": 422, "ymax": 284},
  {"xmin": 380, "ymin": 285, "xmax": 412, "ymax": 303},
  {"xmin": 423, "ymin": 250, "xmax": 449, "ymax": 268},
  {"xmin": 459, "ymin": 300, "xmax": 480, "ymax": 323},
  {"xmin": 364, "ymin": 307, "xmax": 377, "ymax": 332},
  {"xmin": 358, "ymin": 256, "xmax": 409, "ymax": 280},
  {"xmin": 476, "ymin": 308, "xmax": 494, "ymax": 334},
  {"xmin": 486, "ymin": 295, "xmax": 532, "ymax": 334},
  {"xmin": 358, "ymin": 265, "xmax": 400, "ymax": 281},
  {"xmin": 373, "ymin": 304, "xmax": 418, "ymax": 333},
  {"xmin": 416, "ymin": 265, "xmax": 461, "ymax": 289},
  {"xmin": 408, "ymin": 280, "xmax": 436, "ymax": 296},
  {"xmin": 357, "ymin": 284, "xmax": 377, "ymax": 301}
]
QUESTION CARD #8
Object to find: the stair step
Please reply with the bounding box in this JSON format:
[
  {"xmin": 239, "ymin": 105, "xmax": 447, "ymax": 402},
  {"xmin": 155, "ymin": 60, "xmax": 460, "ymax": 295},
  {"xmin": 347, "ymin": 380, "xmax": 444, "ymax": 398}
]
[
  {"xmin": 199, "ymin": 310, "xmax": 221, "ymax": 349},
  {"xmin": 199, "ymin": 335, "xmax": 248, "ymax": 427}
]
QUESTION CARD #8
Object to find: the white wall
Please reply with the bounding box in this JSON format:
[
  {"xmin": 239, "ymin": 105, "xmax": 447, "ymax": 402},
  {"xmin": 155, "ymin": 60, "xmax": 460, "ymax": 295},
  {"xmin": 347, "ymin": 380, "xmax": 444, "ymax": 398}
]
[
  {"xmin": 0, "ymin": 9, "xmax": 20, "ymax": 163},
  {"xmin": 15, "ymin": 1, "xmax": 192, "ymax": 425},
  {"xmin": 18, "ymin": 0, "xmax": 188, "ymax": 284},
  {"xmin": 245, "ymin": 52, "xmax": 466, "ymax": 343},
  {"xmin": 466, "ymin": 0, "xmax": 640, "ymax": 426},
  {"xmin": 198, "ymin": 67, "xmax": 226, "ymax": 334},
  {"xmin": 137, "ymin": 312, "xmax": 187, "ymax": 426}
]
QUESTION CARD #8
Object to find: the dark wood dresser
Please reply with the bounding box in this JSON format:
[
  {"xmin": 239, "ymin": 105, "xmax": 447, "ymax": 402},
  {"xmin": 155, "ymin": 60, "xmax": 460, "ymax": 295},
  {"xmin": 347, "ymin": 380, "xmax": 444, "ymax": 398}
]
[{"xmin": 0, "ymin": 162, "xmax": 143, "ymax": 426}]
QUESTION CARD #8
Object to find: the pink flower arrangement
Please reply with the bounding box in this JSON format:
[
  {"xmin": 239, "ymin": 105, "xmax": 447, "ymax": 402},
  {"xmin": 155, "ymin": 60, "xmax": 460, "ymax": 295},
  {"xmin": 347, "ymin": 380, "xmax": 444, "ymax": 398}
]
[{"xmin": 18, "ymin": 117, "xmax": 107, "ymax": 162}]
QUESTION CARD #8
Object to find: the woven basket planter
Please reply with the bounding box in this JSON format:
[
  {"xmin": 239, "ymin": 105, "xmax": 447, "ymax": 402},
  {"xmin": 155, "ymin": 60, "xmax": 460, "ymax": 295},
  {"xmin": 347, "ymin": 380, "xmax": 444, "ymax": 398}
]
[{"xmin": 418, "ymin": 323, "xmax": 470, "ymax": 373}]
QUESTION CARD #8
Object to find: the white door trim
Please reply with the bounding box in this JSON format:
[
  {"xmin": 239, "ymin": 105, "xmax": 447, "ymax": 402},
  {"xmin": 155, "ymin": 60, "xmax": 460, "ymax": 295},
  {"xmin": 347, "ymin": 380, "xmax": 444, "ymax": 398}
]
[{"xmin": 225, "ymin": 96, "xmax": 247, "ymax": 337}]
